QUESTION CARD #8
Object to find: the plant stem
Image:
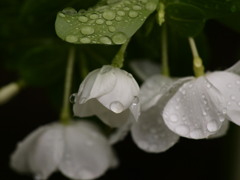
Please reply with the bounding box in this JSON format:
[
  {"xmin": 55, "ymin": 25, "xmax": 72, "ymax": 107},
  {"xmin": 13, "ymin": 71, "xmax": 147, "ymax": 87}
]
[
  {"xmin": 188, "ymin": 37, "xmax": 205, "ymax": 77},
  {"xmin": 111, "ymin": 39, "xmax": 130, "ymax": 68},
  {"xmin": 60, "ymin": 47, "xmax": 75, "ymax": 125},
  {"xmin": 161, "ymin": 24, "xmax": 170, "ymax": 77}
]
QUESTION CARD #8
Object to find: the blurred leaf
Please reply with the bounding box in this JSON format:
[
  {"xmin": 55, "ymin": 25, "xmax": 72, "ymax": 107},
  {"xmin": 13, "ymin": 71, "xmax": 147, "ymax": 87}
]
[
  {"xmin": 217, "ymin": 12, "xmax": 240, "ymax": 33},
  {"xmin": 55, "ymin": 0, "xmax": 158, "ymax": 45}
]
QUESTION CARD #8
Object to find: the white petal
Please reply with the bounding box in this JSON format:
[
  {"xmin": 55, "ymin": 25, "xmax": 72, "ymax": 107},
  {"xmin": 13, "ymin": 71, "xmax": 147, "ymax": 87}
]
[
  {"xmin": 226, "ymin": 60, "xmax": 240, "ymax": 75},
  {"xmin": 131, "ymin": 105, "xmax": 179, "ymax": 153},
  {"xmin": 130, "ymin": 60, "xmax": 161, "ymax": 81},
  {"xmin": 10, "ymin": 126, "xmax": 47, "ymax": 174},
  {"xmin": 209, "ymin": 120, "xmax": 229, "ymax": 138},
  {"xmin": 10, "ymin": 123, "xmax": 64, "ymax": 179},
  {"xmin": 140, "ymin": 75, "xmax": 174, "ymax": 111},
  {"xmin": 163, "ymin": 77, "xmax": 226, "ymax": 139},
  {"xmin": 29, "ymin": 124, "xmax": 64, "ymax": 179},
  {"xmin": 207, "ymin": 71, "xmax": 240, "ymax": 125},
  {"xmin": 97, "ymin": 69, "xmax": 139, "ymax": 113},
  {"xmin": 59, "ymin": 121, "xmax": 116, "ymax": 180}
]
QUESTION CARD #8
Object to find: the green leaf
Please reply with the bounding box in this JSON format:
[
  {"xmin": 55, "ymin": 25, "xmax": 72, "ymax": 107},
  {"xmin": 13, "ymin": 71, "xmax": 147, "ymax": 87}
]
[
  {"xmin": 218, "ymin": 12, "xmax": 240, "ymax": 33},
  {"xmin": 55, "ymin": 0, "xmax": 158, "ymax": 45}
]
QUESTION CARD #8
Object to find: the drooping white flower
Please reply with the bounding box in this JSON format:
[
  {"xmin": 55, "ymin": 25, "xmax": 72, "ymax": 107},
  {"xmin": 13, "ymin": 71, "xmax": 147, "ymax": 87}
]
[
  {"xmin": 73, "ymin": 65, "xmax": 140, "ymax": 128},
  {"xmin": 10, "ymin": 121, "xmax": 117, "ymax": 180},
  {"xmin": 130, "ymin": 75, "xmax": 192, "ymax": 153},
  {"xmin": 163, "ymin": 61, "xmax": 240, "ymax": 139}
]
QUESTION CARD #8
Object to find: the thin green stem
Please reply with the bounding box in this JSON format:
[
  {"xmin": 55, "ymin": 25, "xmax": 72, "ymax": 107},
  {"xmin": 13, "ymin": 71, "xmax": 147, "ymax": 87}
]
[
  {"xmin": 60, "ymin": 47, "xmax": 75, "ymax": 125},
  {"xmin": 79, "ymin": 52, "xmax": 89, "ymax": 79},
  {"xmin": 161, "ymin": 25, "xmax": 170, "ymax": 77},
  {"xmin": 111, "ymin": 39, "xmax": 130, "ymax": 68},
  {"xmin": 188, "ymin": 37, "xmax": 205, "ymax": 77}
]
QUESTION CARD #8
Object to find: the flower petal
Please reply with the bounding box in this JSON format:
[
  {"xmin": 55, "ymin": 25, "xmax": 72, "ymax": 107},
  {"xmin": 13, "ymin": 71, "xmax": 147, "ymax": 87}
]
[
  {"xmin": 207, "ymin": 71, "xmax": 240, "ymax": 125},
  {"xmin": 163, "ymin": 77, "xmax": 226, "ymax": 139},
  {"xmin": 130, "ymin": 60, "xmax": 161, "ymax": 81},
  {"xmin": 59, "ymin": 121, "xmax": 116, "ymax": 180},
  {"xmin": 140, "ymin": 75, "xmax": 174, "ymax": 111},
  {"xmin": 131, "ymin": 105, "xmax": 179, "ymax": 153},
  {"xmin": 226, "ymin": 60, "xmax": 240, "ymax": 75},
  {"xmin": 97, "ymin": 69, "xmax": 139, "ymax": 113},
  {"xmin": 209, "ymin": 120, "xmax": 229, "ymax": 138}
]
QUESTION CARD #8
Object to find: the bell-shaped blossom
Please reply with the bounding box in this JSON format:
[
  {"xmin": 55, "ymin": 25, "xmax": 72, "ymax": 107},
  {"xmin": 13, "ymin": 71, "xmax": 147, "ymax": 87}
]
[
  {"xmin": 73, "ymin": 65, "xmax": 140, "ymax": 128},
  {"xmin": 162, "ymin": 61, "xmax": 240, "ymax": 139},
  {"xmin": 130, "ymin": 75, "xmax": 192, "ymax": 153},
  {"xmin": 10, "ymin": 121, "xmax": 117, "ymax": 180}
]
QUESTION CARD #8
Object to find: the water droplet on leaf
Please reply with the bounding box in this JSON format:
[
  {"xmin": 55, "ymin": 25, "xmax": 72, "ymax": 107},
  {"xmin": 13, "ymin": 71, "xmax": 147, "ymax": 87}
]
[
  {"xmin": 81, "ymin": 26, "xmax": 95, "ymax": 35},
  {"xmin": 66, "ymin": 35, "xmax": 78, "ymax": 43},
  {"xmin": 103, "ymin": 10, "xmax": 116, "ymax": 20},
  {"xmin": 80, "ymin": 37, "xmax": 91, "ymax": 43},
  {"xmin": 78, "ymin": 16, "xmax": 88, "ymax": 23},
  {"xmin": 110, "ymin": 101, "xmax": 124, "ymax": 113},
  {"xmin": 99, "ymin": 36, "xmax": 112, "ymax": 44},
  {"xmin": 112, "ymin": 32, "xmax": 128, "ymax": 44}
]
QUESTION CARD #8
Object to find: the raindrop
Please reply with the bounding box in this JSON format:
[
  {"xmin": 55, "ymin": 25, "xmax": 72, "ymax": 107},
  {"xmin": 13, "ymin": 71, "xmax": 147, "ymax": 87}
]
[
  {"xmin": 190, "ymin": 129, "xmax": 203, "ymax": 139},
  {"xmin": 110, "ymin": 101, "xmax": 124, "ymax": 113},
  {"xmin": 80, "ymin": 26, "xmax": 95, "ymax": 35},
  {"xmin": 145, "ymin": 2, "xmax": 157, "ymax": 11},
  {"xmin": 236, "ymin": 80, "xmax": 240, "ymax": 84},
  {"xmin": 202, "ymin": 111, "xmax": 207, "ymax": 116},
  {"xmin": 140, "ymin": 0, "xmax": 147, "ymax": 3},
  {"xmin": 132, "ymin": 96, "xmax": 139, "ymax": 105},
  {"xmin": 89, "ymin": 13, "xmax": 99, "ymax": 19},
  {"xmin": 106, "ymin": 20, "xmax": 113, "ymax": 25},
  {"xmin": 62, "ymin": 7, "xmax": 77, "ymax": 14},
  {"xmin": 222, "ymin": 108, "xmax": 227, "ymax": 114},
  {"xmin": 78, "ymin": 16, "xmax": 88, "ymax": 23},
  {"xmin": 175, "ymin": 125, "xmax": 189, "ymax": 136},
  {"xmin": 128, "ymin": 11, "xmax": 138, "ymax": 18},
  {"xmin": 116, "ymin": 16, "xmax": 122, "ymax": 21},
  {"xmin": 66, "ymin": 35, "xmax": 78, "ymax": 43},
  {"xmin": 78, "ymin": 170, "xmax": 93, "ymax": 179},
  {"xmin": 80, "ymin": 37, "xmax": 91, "ymax": 43},
  {"xmin": 96, "ymin": 19, "xmax": 104, "ymax": 24},
  {"xmin": 207, "ymin": 121, "xmax": 218, "ymax": 132},
  {"xmin": 69, "ymin": 93, "xmax": 77, "ymax": 103},
  {"xmin": 133, "ymin": 5, "xmax": 142, "ymax": 10},
  {"xmin": 231, "ymin": 95, "xmax": 236, "ymax": 100},
  {"xmin": 117, "ymin": 11, "xmax": 125, "ymax": 16},
  {"xmin": 112, "ymin": 32, "xmax": 128, "ymax": 44},
  {"xmin": 103, "ymin": 10, "xmax": 116, "ymax": 20},
  {"xmin": 99, "ymin": 36, "xmax": 112, "ymax": 44},
  {"xmin": 227, "ymin": 101, "xmax": 232, "ymax": 106},
  {"xmin": 170, "ymin": 114, "xmax": 178, "ymax": 122},
  {"xmin": 227, "ymin": 83, "xmax": 232, "ymax": 88},
  {"xmin": 206, "ymin": 83, "xmax": 211, "ymax": 88},
  {"xmin": 59, "ymin": 12, "xmax": 66, "ymax": 18},
  {"xmin": 108, "ymin": 26, "xmax": 116, "ymax": 32}
]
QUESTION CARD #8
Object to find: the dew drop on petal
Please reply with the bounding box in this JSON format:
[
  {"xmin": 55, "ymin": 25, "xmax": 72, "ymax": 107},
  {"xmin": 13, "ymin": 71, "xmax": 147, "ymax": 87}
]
[
  {"xmin": 34, "ymin": 175, "xmax": 44, "ymax": 180},
  {"xmin": 231, "ymin": 95, "xmax": 236, "ymax": 100},
  {"xmin": 170, "ymin": 114, "xmax": 178, "ymax": 122},
  {"xmin": 175, "ymin": 125, "xmax": 189, "ymax": 136},
  {"xmin": 132, "ymin": 96, "xmax": 139, "ymax": 105},
  {"xmin": 207, "ymin": 121, "xmax": 218, "ymax": 132},
  {"xmin": 112, "ymin": 32, "xmax": 128, "ymax": 44},
  {"xmin": 69, "ymin": 93, "xmax": 77, "ymax": 103},
  {"xmin": 110, "ymin": 101, "xmax": 124, "ymax": 113},
  {"xmin": 190, "ymin": 129, "xmax": 203, "ymax": 139}
]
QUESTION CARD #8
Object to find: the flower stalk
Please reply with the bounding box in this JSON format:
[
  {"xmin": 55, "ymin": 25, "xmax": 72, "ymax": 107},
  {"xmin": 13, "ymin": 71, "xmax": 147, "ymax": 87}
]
[
  {"xmin": 60, "ymin": 47, "xmax": 75, "ymax": 125},
  {"xmin": 111, "ymin": 39, "xmax": 130, "ymax": 68},
  {"xmin": 188, "ymin": 37, "xmax": 205, "ymax": 77},
  {"xmin": 161, "ymin": 24, "xmax": 170, "ymax": 77}
]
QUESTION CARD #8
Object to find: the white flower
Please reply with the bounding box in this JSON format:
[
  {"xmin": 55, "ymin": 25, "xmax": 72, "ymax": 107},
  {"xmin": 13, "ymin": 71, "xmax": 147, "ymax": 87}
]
[
  {"xmin": 130, "ymin": 74, "xmax": 191, "ymax": 153},
  {"xmin": 162, "ymin": 61, "xmax": 240, "ymax": 139},
  {"xmin": 10, "ymin": 121, "xmax": 117, "ymax": 180},
  {"xmin": 73, "ymin": 65, "xmax": 140, "ymax": 128}
]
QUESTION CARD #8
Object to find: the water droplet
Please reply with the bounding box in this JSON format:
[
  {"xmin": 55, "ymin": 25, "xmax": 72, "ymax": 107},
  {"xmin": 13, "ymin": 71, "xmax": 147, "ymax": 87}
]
[
  {"xmin": 203, "ymin": 100, "xmax": 208, "ymax": 105},
  {"xmin": 175, "ymin": 125, "xmax": 189, "ymax": 136},
  {"xmin": 78, "ymin": 16, "xmax": 88, "ymax": 23},
  {"xmin": 222, "ymin": 108, "xmax": 227, "ymax": 114},
  {"xmin": 123, "ymin": 7, "xmax": 130, "ymax": 11},
  {"xmin": 108, "ymin": 26, "xmax": 116, "ymax": 32},
  {"xmin": 227, "ymin": 83, "xmax": 232, "ymax": 88},
  {"xmin": 145, "ymin": 2, "xmax": 157, "ymax": 11},
  {"xmin": 103, "ymin": 10, "xmax": 116, "ymax": 20},
  {"xmin": 207, "ymin": 121, "xmax": 218, "ymax": 132},
  {"xmin": 110, "ymin": 101, "xmax": 124, "ymax": 113},
  {"xmin": 99, "ymin": 36, "xmax": 112, "ymax": 44},
  {"xmin": 238, "ymin": 102, "xmax": 240, "ymax": 106},
  {"xmin": 69, "ymin": 93, "xmax": 77, "ymax": 103},
  {"xmin": 128, "ymin": 11, "xmax": 138, "ymax": 18},
  {"xmin": 117, "ymin": 11, "xmax": 125, "ymax": 16},
  {"xmin": 112, "ymin": 32, "xmax": 128, "ymax": 44},
  {"xmin": 116, "ymin": 16, "xmax": 122, "ymax": 21},
  {"xmin": 80, "ymin": 26, "xmax": 95, "ymax": 35},
  {"xmin": 140, "ymin": 0, "xmax": 147, "ymax": 3},
  {"xmin": 89, "ymin": 13, "xmax": 99, "ymax": 19},
  {"xmin": 106, "ymin": 20, "xmax": 113, "ymax": 25},
  {"xmin": 59, "ymin": 12, "xmax": 66, "ymax": 18},
  {"xmin": 206, "ymin": 83, "xmax": 211, "ymax": 88},
  {"xmin": 201, "ymin": 94, "xmax": 205, "ymax": 99},
  {"xmin": 80, "ymin": 97, "xmax": 87, "ymax": 104},
  {"xmin": 62, "ymin": 7, "xmax": 77, "ymax": 14},
  {"xmin": 133, "ymin": 5, "xmax": 142, "ymax": 10},
  {"xmin": 236, "ymin": 80, "xmax": 240, "ymax": 84},
  {"xmin": 78, "ymin": 169, "xmax": 92, "ymax": 179},
  {"xmin": 175, "ymin": 105, "xmax": 180, "ymax": 110},
  {"xmin": 188, "ymin": 83, "xmax": 193, "ymax": 88},
  {"xmin": 202, "ymin": 111, "xmax": 207, "ymax": 116},
  {"xmin": 231, "ymin": 95, "xmax": 236, "ymax": 100},
  {"xmin": 34, "ymin": 175, "xmax": 43, "ymax": 180},
  {"xmin": 96, "ymin": 19, "xmax": 104, "ymax": 24},
  {"xmin": 66, "ymin": 35, "xmax": 78, "ymax": 43},
  {"xmin": 190, "ymin": 129, "xmax": 203, "ymax": 139},
  {"xmin": 170, "ymin": 114, "xmax": 178, "ymax": 122},
  {"xmin": 80, "ymin": 37, "xmax": 91, "ymax": 43},
  {"xmin": 132, "ymin": 96, "xmax": 139, "ymax": 105}
]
